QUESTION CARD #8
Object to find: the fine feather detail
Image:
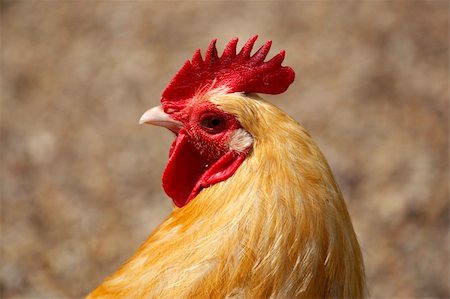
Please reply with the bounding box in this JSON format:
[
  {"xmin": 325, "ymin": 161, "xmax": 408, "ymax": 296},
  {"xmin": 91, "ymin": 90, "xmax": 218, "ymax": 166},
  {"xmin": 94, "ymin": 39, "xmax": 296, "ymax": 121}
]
[
  {"xmin": 228, "ymin": 128, "xmax": 253, "ymax": 153},
  {"xmin": 88, "ymin": 94, "xmax": 366, "ymax": 299}
]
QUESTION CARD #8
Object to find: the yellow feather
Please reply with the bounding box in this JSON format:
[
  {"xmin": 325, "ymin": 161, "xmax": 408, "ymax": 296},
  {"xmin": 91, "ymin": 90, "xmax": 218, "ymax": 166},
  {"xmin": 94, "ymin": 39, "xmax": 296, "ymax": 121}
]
[{"xmin": 87, "ymin": 94, "xmax": 366, "ymax": 298}]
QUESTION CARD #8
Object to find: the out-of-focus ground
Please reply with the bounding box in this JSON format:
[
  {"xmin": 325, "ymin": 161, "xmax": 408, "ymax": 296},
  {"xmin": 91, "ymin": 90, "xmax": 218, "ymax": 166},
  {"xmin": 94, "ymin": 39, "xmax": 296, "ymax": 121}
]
[{"xmin": 1, "ymin": 1, "xmax": 448, "ymax": 298}]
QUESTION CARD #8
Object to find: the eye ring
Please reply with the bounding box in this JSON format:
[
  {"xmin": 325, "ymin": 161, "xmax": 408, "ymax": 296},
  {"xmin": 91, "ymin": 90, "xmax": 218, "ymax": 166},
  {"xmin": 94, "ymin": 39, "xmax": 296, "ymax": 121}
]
[{"xmin": 200, "ymin": 115, "xmax": 225, "ymax": 133}]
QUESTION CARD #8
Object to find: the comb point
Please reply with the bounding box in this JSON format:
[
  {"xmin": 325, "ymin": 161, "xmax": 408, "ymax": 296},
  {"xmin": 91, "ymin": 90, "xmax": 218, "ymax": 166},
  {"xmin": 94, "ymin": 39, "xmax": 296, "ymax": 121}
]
[
  {"xmin": 240, "ymin": 35, "xmax": 258, "ymax": 58},
  {"xmin": 251, "ymin": 40, "xmax": 272, "ymax": 64},
  {"xmin": 205, "ymin": 39, "xmax": 219, "ymax": 64},
  {"xmin": 191, "ymin": 49, "xmax": 203, "ymax": 66},
  {"xmin": 265, "ymin": 50, "xmax": 286, "ymax": 68},
  {"xmin": 222, "ymin": 37, "xmax": 239, "ymax": 59}
]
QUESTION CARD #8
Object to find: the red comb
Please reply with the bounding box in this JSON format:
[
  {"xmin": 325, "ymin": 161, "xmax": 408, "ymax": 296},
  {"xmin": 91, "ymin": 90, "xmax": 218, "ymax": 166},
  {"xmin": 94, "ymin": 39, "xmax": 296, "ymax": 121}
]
[{"xmin": 161, "ymin": 35, "xmax": 295, "ymax": 110}]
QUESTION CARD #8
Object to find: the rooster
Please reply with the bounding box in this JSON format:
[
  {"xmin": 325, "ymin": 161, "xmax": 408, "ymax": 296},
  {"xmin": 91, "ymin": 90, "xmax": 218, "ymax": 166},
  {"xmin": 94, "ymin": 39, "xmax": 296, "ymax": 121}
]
[{"xmin": 88, "ymin": 36, "xmax": 366, "ymax": 298}]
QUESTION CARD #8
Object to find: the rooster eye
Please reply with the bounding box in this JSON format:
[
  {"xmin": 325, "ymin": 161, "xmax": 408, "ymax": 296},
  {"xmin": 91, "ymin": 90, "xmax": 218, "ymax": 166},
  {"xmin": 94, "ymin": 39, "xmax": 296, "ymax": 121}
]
[
  {"xmin": 210, "ymin": 118, "xmax": 221, "ymax": 127},
  {"xmin": 200, "ymin": 115, "xmax": 225, "ymax": 133}
]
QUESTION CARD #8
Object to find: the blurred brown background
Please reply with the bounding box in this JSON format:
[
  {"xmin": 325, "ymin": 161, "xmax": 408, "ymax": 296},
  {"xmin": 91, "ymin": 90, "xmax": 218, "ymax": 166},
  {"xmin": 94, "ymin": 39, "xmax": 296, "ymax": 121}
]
[{"xmin": 1, "ymin": 1, "xmax": 448, "ymax": 298}]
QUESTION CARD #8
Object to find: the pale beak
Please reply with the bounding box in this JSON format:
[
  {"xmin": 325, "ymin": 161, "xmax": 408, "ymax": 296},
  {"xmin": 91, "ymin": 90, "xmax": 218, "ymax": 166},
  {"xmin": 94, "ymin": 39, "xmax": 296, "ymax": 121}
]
[{"xmin": 139, "ymin": 106, "xmax": 183, "ymax": 133}]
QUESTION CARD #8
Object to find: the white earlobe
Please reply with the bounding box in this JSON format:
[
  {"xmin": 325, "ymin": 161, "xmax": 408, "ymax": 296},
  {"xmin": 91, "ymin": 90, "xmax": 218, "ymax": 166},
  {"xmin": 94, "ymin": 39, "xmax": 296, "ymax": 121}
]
[{"xmin": 228, "ymin": 129, "xmax": 253, "ymax": 152}]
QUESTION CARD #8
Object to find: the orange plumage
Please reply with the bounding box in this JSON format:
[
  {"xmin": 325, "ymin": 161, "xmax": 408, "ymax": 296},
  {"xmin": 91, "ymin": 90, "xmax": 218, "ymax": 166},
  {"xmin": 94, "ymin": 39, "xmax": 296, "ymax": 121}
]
[{"xmin": 88, "ymin": 37, "xmax": 366, "ymax": 298}]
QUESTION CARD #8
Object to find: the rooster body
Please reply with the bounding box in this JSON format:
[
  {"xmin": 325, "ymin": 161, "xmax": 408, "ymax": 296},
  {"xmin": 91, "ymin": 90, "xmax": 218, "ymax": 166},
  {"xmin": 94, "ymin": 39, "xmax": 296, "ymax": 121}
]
[{"xmin": 88, "ymin": 37, "xmax": 365, "ymax": 298}]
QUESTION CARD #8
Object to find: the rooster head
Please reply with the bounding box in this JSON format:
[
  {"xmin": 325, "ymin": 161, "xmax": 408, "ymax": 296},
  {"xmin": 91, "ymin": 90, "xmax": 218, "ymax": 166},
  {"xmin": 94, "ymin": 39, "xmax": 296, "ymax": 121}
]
[{"xmin": 139, "ymin": 35, "xmax": 295, "ymax": 208}]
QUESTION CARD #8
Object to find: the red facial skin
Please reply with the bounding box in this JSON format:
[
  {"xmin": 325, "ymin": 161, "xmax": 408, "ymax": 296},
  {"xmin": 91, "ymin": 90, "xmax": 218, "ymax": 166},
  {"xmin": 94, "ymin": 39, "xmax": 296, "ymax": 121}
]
[{"xmin": 162, "ymin": 101, "xmax": 249, "ymax": 208}]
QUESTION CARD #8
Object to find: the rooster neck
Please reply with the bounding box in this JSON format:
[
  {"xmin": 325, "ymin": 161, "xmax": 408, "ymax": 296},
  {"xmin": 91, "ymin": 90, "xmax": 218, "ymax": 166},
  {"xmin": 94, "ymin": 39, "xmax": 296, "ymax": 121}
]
[
  {"xmin": 90, "ymin": 96, "xmax": 366, "ymax": 299},
  {"xmin": 156, "ymin": 98, "xmax": 364, "ymax": 297}
]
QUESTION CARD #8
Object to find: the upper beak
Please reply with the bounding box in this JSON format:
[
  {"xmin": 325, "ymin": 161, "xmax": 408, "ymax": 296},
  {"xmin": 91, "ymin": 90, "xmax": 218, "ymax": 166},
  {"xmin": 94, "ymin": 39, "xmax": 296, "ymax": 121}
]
[{"xmin": 139, "ymin": 106, "xmax": 183, "ymax": 133}]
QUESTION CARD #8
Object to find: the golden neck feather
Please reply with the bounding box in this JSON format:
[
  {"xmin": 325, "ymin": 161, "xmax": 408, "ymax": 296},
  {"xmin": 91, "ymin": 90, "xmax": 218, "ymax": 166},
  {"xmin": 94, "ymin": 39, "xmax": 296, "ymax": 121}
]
[{"xmin": 88, "ymin": 94, "xmax": 366, "ymax": 299}]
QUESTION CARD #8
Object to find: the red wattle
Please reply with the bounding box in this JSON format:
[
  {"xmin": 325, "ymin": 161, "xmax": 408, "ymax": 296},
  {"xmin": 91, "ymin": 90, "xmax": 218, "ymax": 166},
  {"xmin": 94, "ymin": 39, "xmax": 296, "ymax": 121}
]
[
  {"xmin": 162, "ymin": 132, "xmax": 206, "ymax": 207},
  {"xmin": 162, "ymin": 132, "xmax": 246, "ymax": 208},
  {"xmin": 187, "ymin": 152, "xmax": 246, "ymax": 204}
]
